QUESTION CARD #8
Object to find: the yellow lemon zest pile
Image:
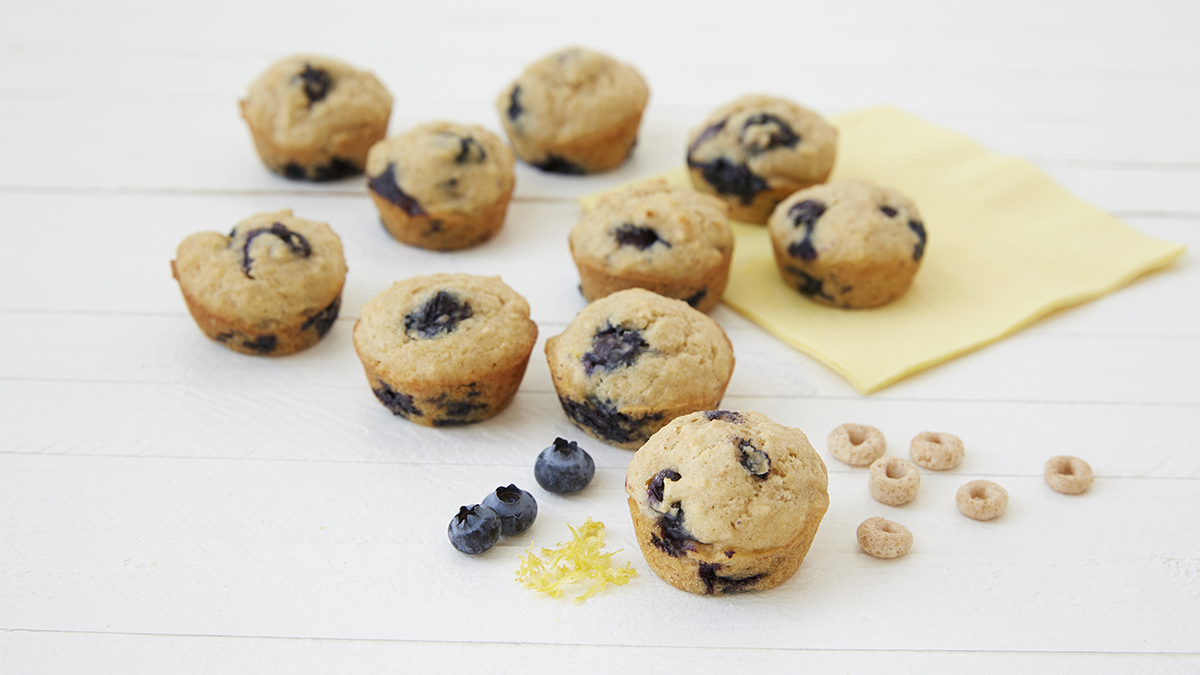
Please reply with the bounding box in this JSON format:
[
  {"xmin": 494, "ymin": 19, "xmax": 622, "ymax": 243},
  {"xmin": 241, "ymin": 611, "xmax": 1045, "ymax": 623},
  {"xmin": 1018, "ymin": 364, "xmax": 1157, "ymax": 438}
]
[{"xmin": 515, "ymin": 518, "xmax": 636, "ymax": 603}]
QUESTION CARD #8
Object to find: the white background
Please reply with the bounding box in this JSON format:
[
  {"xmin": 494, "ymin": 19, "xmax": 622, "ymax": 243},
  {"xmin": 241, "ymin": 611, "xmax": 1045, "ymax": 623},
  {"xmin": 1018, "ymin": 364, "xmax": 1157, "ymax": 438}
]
[{"xmin": 2, "ymin": 0, "xmax": 1198, "ymax": 672}]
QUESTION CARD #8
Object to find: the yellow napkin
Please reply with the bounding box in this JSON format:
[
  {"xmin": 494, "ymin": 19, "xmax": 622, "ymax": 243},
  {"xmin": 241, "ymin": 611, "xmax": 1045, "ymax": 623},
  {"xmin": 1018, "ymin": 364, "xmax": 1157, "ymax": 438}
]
[{"xmin": 581, "ymin": 107, "xmax": 1185, "ymax": 393}]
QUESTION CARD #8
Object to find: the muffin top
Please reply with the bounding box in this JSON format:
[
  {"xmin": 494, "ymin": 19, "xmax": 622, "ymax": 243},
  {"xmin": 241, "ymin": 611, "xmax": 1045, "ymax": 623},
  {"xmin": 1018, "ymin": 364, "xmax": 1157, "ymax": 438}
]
[
  {"xmin": 173, "ymin": 209, "xmax": 346, "ymax": 329},
  {"xmin": 366, "ymin": 121, "xmax": 515, "ymax": 216},
  {"xmin": 687, "ymin": 94, "xmax": 837, "ymax": 200},
  {"xmin": 241, "ymin": 54, "xmax": 392, "ymax": 151},
  {"xmin": 570, "ymin": 179, "xmax": 734, "ymax": 277},
  {"xmin": 625, "ymin": 410, "xmax": 829, "ymax": 553},
  {"xmin": 353, "ymin": 273, "xmax": 537, "ymax": 384},
  {"xmin": 545, "ymin": 288, "xmax": 734, "ymax": 411},
  {"xmin": 497, "ymin": 47, "xmax": 649, "ymax": 148}
]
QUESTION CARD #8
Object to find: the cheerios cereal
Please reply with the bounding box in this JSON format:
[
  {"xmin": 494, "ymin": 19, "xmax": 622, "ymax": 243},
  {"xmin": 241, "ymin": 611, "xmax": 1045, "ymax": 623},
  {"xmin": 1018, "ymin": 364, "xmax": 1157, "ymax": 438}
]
[
  {"xmin": 828, "ymin": 423, "xmax": 887, "ymax": 467},
  {"xmin": 868, "ymin": 457, "xmax": 920, "ymax": 506},
  {"xmin": 856, "ymin": 517, "xmax": 913, "ymax": 559},
  {"xmin": 956, "ymin": 480, "xmax": 1008, "ymax": 521},
  {"xmin": 1044, "ymin": 456, "xmax": 1093, "ymax": 495},
  {"xmin": 909, "ymin": 431, "xmax": 964, "ymax": 471}
]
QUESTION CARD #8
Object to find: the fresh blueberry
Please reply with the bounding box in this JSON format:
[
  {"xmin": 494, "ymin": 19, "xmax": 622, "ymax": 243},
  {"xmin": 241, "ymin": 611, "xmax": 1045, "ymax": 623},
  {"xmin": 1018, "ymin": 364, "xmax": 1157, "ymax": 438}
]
[
  {"xmin": 447, "ymin": 504, "xmax": 501, "ymax": 555},
  {"xmin": 534, "ymin": 437, "xmax": 595, "ymax": 494},
  {"xmin": 482, "ymin": 484, "xmax": 538, "ymax": 536}
]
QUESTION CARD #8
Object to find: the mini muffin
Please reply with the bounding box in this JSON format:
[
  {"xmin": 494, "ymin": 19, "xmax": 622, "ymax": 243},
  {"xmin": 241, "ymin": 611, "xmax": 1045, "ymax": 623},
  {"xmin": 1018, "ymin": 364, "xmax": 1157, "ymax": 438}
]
[
  {"xmin": 171, "ymin": 209, "xmax": 346, "ymax": 355},
  {"xmin": 625, "ymin": 410, "xmax": 829, "ymax": 595},
  {"xmin": 544, "ymin": 289, "xmax": 735, "ymax": 449},
  {"xmin": 768, "ymin": 178, "xmax": 927, "ymax": 308},
  {"xmin": 570, "ymin": 179, "xmax": 734, "ymax": 312},
  {"xmin": 496, "ymin": 46, "xmax": 649, "ymax": 174},
  {"xmin": 352, "ymin": 274, "xmax": 537, "ymax": 427},
  {"xmin": 686, "ymin": 94, "xmax": 837, "ymax": 223},
  {"xmin": 366, "ymin": 121, "xmax": 515, "ymax": 251},
  {"xmin": 240, "ymin": 54, "xmax": 392, "ymax": 181}
]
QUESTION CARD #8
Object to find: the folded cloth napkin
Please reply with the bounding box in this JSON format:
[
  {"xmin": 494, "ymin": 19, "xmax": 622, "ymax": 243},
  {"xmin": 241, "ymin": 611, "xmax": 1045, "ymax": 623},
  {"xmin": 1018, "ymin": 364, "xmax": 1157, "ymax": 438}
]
[{"xmin": 581, "ymin": 106, "xmax": 1185, "ymax": 394}]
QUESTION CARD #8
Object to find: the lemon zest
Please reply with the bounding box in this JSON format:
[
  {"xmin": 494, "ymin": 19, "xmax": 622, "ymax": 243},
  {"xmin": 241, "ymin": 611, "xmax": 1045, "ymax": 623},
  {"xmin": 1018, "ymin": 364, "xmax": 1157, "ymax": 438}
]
[{"xmin": 515, "ymin": 518, "xmax": 636, "ymax": 603}]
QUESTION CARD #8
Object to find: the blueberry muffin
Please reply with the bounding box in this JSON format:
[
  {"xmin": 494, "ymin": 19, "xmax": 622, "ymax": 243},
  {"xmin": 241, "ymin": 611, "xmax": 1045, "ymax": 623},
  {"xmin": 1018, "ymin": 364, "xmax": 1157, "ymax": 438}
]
[
  {"xmin": 240, "ymin": 54, "xmax": 392, "ymax": 181},
  {"xmin": 171, "ymin": 209, "xmax": 346, "ymax": 355},
  {"xmin": 686, "ymin": 94, "xmax": 837, "ymax": 223},
  {"xmin": 544, "ymin": 289, "xmax": 735, "ymax": 449},
  {"xmin": 570, "ymin": 179, "xmax": 734, "ymax": 312},
  {"xmin": 366, "ymin": 121, "xmax": 516, "ymax": 251},
  {"xmin": 352, "ymin": 274, "xmax": 537, "ymax": 427},
  {"xmin": 625, "ymin": 410, "xmax": 829, "ymax": 595},
  {"xmin": 768, "ymin": 178, "xmax": 927, "ymax": 308},
  {"xmin": 496, "ymin": 47, "xmax": 649, "ymax": 174}
]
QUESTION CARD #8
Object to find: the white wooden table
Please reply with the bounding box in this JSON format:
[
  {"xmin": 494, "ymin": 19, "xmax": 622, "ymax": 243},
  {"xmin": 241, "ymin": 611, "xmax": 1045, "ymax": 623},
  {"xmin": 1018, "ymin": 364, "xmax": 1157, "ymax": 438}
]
[{"xmin": 2, "ymin": 1, "xmax": 1198, "ymax": 672}]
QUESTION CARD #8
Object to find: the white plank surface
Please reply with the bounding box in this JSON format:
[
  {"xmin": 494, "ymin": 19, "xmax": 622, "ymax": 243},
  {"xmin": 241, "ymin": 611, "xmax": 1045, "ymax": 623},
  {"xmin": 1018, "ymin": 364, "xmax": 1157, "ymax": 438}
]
[{"xmin": 2, "ymin": 0, "xmax": 1198, "ymax": 672}]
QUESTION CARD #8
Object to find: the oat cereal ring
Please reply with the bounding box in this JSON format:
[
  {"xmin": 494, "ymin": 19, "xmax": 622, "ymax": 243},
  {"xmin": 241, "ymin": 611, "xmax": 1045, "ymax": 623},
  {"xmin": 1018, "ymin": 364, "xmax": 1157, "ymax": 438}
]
[
  {"xmin": 956, "ymin": 480, "xmax": 1008, "ymax": 521},
  {"xmin": 828, "ymin": 423, "xmax": 887, "ymax": 467},
  {"xmin": 868, "ymin": 457, "xmax": 920, "ymax": 506},
  {"xmin": 909, "ymin": 431, "xmax": 964, "ymax": 471},
  {"xmin": 1044, "ymin": 456, "xmax": 1094, "ymax": 495},
  {"xmin": 856, "ymin": 517, "xmax": 913, "ymax": 559}
]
